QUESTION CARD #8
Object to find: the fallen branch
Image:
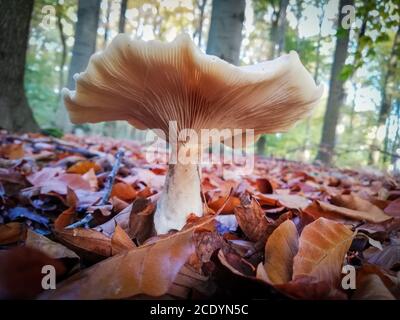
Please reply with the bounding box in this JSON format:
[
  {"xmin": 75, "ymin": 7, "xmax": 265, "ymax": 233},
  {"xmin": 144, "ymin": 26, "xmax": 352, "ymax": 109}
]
[{"xmin": 66, "ymin": 148, "xmax": 125, "ymax": 229}]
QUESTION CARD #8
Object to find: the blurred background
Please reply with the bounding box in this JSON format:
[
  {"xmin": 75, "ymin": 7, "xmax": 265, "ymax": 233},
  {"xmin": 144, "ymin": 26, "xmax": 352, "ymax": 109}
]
[{"xmin": 0, "ymin": 0, "xmax": 399, "ymax": 171}]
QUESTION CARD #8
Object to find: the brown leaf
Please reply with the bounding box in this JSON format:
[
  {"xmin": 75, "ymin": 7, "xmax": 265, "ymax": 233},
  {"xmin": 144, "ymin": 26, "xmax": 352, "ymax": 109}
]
[
  {"xmin": 0, "ymin": 222, "xmax": 26, "ymax": 245},
  {"xmin": 111, "ymin": 182, "xmax": 137, "ymax": 202},
  {"xmin": 256, "ymin": 193, "xmax": 310, "ymax": 210},
  {"xmin": 234, "ymin": 197, "xmax": 270, "ymax": 242},
  {"xmin": 55, "ymin": 228, "xmax": 112, "ymax": 260},
  {"xmin": 38, "ymin": 217, "xmax": 215, "ymax": 299},
  {"xmin": 0, "ymin": 143, "xmax": 24, "ymax": 160},
  {"xmin": 25, "ymin": 229, "xmax": 79, "ymax": 260},
  {"xmin": 366, "ymin": 238, "xmax": 400, "ymax": 270},
  {"xmin": 384, "ymin": 198, "xmax": 400, "ymax": 217},
  {"xmin": 129, "ymin": 198, "xmax": 156, "ymax": 244},
  {"xmin": 208, "ymin": 196, "xmax": 240, "ymax": 214},
  {"xmin": 293, "ymin": 217, "xmax": 354, "ymax": 287},
  {"xmin": 331, "ymin": 194, "xmax": 392, "ymax": 223},
  {"xmin": 256, "ymin": 178, "xmax": 275, "ymax": 194},
  {"xmin": 67, "ymin": 160, "xmax": 100, "ymax": 175},
  {"xmin": 0, "ymin": 247, "xmax": 65, "ymax": 299},
  {"xmin": 304, "ymin": 198, "xmax": 392, "ymax": 224},
  {"xmin": 111, "ymin": 224, "xmax": 136, "ymax": 255},
  {"xmin": 263, "ymin": 220, "xmax": 298, "ymax": 284},
  {"xmin": 54, "ymin": 207, "xmax": 76, "ymax": 231},
  {"xmin": 353, "ymin": 269, "xmax": 395, "ymax": 300},
  {"xmin": 82, "ymin": 168, "xmax": 98, "ymax": 190},
  {"xmin": 257, "ymin": 266, "xmax": 347, "ymax": 299}
]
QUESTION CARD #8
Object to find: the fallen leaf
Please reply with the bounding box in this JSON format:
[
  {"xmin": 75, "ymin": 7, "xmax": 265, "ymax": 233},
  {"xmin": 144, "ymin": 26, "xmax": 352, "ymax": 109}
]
[
  {"xmin": 25, "ymin": 229, "xmax": 79, "ymax": 260},
  {"xmin": 255, "ymin": 193, "xmax": 310, "ymax": 209},
  {"xmin": 38, "ymin": 217, "xmax": 214, "ymax": 299},
  {"xmin": 293, "ymin": 217, "xmax": 354, "ymax": 287},
  {"xmin": 234, "ymin": 197, "xmax": 270, "ymax": 242},
  {"xmin": 67, "ymin": 161, "xmax": 101, "ymax": 175},
  {"xmin": 0, "ymin": 222, "xmax": 26, "ymax": 245},
  {"xmin": 384, "ymin": 198, "xmax": 400, "ymax": 217},
  {"xmin": 0, "ymin": 143, "xmax": 24, "ymax": 160},
  {"xmin": 331, "ymin": 194, "xmax": 392, "ymax": 223},
  {"xmin": 111, "ymin": 182, "xmax": 137, "ymax": 202},
  {"xmin": 263, "ymin": 220, "xmax": 298, "ymax": 284},
  {"xmin": 208, "ymin": 196, "xmax": 240, "ymax": 214},
  {"xmin": 0, "ymin": 247, "xmax": 65, "ymax": 299},
  {"xmin": 353, "ymin": 272, "xmax": 395, "ymax": 300},
  {"xmin": 54, "ymin": 207, "xmax": 76, "ymax": 231},
  {"xmin": 55, "ymin": 228, "xmax": 112, "ymax": 260},
  {"xmin": 82, "ymin": 168, "xmax": 98, "ymax": 190},
  {"xmin": 111, "ymin": 224, "xmax": 136, "ymax": 255},
  {"xmin": 304, "ymin": 199, "xmax": 392, "ymax": 224}
]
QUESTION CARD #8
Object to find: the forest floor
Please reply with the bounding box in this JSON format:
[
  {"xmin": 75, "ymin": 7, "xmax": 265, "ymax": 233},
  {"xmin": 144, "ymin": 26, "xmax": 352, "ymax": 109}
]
[{"xmin": 0, "ymin": 131, "xmax": 400, "ymax": 300}]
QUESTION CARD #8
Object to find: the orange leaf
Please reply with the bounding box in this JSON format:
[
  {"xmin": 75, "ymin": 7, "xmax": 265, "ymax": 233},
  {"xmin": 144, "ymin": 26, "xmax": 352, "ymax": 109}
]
[
  {"xmin": 304, "ymin": 197, "xmax": 392, "ymax": 224},
  {"xmin": 293, "ymin": 218, "xmax": 354, "ymax": 287},
  {"xmin": 255, "ymin": 193, "xmax": 309, "ymax": 209},
  {"xmin": 55, "ymin": 228, "xmax": 112, "ymax": 259},
  {"xmin": 0, "ymin": 143, "xmax": 24, "ymax": 160},
  {"xmin": 111, "ymin": 182, "xmax": 137, "ymax": 202},
  {"xmin": 38, "ymin": 217, "xmax": 216, "ymax": 299},
  {"xmin": 263, "ymin": 220, "xmax": 298, "ymax": 284},
  {"xmin": 54, "ymin": 207, "xmax": 76, "ymax": 231},
  {"xmin": 0, "ymin": 222, "xmax": 26, "ymax": 245},
  {"xmin": 111, "ymin": 224, "xmax": 136, "ymax": 255},
  {"xmin": 67, "ymin": 160, "xmax": 100, "ymax": 174},
  {"xmin": 234, "ymin": 198, "xmax": 271, "ymax": 242},
  {"xmin": 209, "ymin": 196, "xmax": 240, "ymax": 214}
]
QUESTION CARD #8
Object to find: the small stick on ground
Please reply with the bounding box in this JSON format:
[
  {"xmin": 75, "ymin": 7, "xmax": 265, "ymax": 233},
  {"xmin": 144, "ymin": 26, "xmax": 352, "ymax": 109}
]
[{"xmin": 66, "ymin": 148, "xmax": 125, "ymax": 229}]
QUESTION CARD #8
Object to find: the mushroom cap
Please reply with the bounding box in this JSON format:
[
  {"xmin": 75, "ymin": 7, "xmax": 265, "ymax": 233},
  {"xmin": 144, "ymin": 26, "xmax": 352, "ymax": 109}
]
[{"xmin": 63, "ymin": 34, "xmax": 323, "ymax": 144}]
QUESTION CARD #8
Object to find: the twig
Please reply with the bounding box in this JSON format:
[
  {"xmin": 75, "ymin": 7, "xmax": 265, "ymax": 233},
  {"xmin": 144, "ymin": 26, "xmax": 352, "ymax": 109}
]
[{"xmin": 65, "ymin": 148, "xmax": 125, "ymax": 229}]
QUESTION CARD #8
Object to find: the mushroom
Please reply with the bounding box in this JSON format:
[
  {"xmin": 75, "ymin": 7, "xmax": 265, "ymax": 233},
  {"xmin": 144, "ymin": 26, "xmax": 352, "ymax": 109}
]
[{"xmin": 63, "ymin": 34, "xmax": 323, "ymax": 234}]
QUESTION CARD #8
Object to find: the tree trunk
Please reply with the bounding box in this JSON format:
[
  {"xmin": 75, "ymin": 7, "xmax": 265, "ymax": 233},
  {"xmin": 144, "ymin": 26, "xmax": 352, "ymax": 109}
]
[
  {"xmin": 193, "ymin": 0, "xmax": 208, "ymax": 47},
  {"xmin": 316, "ymin": 0, "xmax": 354, "ymax": 164},
  {"xmin": 56, "ymin": 0, "xmax": 101, "ymax": 132},
  {"xmin": 276, "ymin": 0, "xmax": 289, "ymax": 56},
  {"xmin": 0, "ymin": 0, "xmax": 39, "ymax": 133},
  {"xmin": 369, "ymin": 25, "xmax": 400, "ymax": 165},
  {"xmin": 104, "ymin": 0, "xmax": 112, "ymax": 47},
  {"xmin": 119, "ymin": 0, "xmax": 128, "ymax": 33},
  {"xmin": 56, "ymin": 3, "xmax": 67, "ymax": 100},
  {"xmin": 206, "ymin": 0, "xmax": 246, "ymax": 65}
]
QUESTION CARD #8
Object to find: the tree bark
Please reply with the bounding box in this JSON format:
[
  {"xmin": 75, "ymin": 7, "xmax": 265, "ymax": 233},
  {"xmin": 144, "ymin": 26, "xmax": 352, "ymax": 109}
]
[
  {"xmin": 56, "ymin": 0, "xmax": 101, "ymax": 132},
  {"xmin": 193, "ymin": 0, "xmax": 208, "ymax": 47},
  {"xmin": 316, "ymin": 0, "xmax": 354, "ymax": 164},
  {"xmin": 119, "ymin": 0, "xmax": 128, "ymax": 33},
  {"xmin": 56, "ymin": 2, "xmax": 67, "ymax": 100},
  {"xmin": 0, "ymin": 0, "xmax": 39, "ymax": 133},
  {"xmin": 276, "ymin": 0, "xmax": 289, "ymax": 56},
  {"xmin": 206, "ymin": 0, "xmax": 246, "ymax": 65}
]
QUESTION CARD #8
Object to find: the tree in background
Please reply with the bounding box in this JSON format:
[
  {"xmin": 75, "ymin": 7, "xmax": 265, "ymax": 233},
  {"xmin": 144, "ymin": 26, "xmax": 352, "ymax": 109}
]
[
  {"xmin": 56, "ymin": 0, "xmax": 101, "ymax": 132},
  {"xmin": 206, "ymin": 0, "xmax": 246, "ymax": 65},
  {"xmin": 254, "ymin": 0, "xmax": 290, "ymax": 155},
  {"xmin": 119, "ymin": 0, "xmax": 128, "ymax": 33},
  {"xmin": 0, "ymin": 0, "xmax": 39, "ymax": 132},
  {"xmin": 316, "ymin": 0, "xmax": 354, "ymax": 164}
]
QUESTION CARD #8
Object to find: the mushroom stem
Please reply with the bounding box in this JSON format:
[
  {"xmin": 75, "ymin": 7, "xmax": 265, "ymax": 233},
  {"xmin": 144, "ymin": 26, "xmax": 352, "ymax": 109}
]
[{"xmin": 154, "ymin": 161, "xmax": 203, "ymax": 234}]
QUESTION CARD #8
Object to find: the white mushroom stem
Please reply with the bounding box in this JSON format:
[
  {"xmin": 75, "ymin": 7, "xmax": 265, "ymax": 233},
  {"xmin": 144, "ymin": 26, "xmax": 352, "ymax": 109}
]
[{"xmin": 154, "ymin": 162, "xmax": 203, "ymax": 234}]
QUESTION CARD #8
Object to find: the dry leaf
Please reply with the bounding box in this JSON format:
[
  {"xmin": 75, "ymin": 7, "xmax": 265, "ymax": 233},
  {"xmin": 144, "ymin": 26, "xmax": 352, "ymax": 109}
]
[
  {"xmin": 111, "ymin": 182, "xmax": 137, "ymax": 202},
  {"xmin": 55, "ymin": 228, "xmax": 112, "ymax": 259},
  {"xmin": 25, "ymin": 229, "xmax": 79, "ymax": 260},
  {"xmin": 263, "ymin": 220, "xmax": 298, "ymax": 284},
  {"xmin": 38, "ymin": 217, "xmax": 214, "ymax": 299},
  {"xmin": 304, "ymin": 199, "xmax": 392, "ymax": 224},
  {"xmin": 0, "ymin": 222, "xmax": 26, "ymax": 245},
  {"xmin": 0, "ymin": 247, "xmax": 65, "ymax": 299},
  {"xmin": 234, "ymin": 197, "xmax": 270, "ymax": 242},
  {"xmin": 293, "ymin": 217, "xmax": 354, "ymax": 287},
  {"xmin": 256, "ymin": 193, "xmax": 310, "ymax": 210},
  {"xmin": 353, "ymin": 272, "xmax": 395, "ymax": 300},
  {"xmin": 67, "ymin": 160, "xmax": 101, "ymax": 175},
  {"xmin": 209, "ymin": 196, "xmax": 240, "ymax": 214},
  {"xmin": 111, "ymin": 224, "xmax": 136, "ymax": 255},
  {"xmin": 54, "ymin": 207, "xmax": 76, "ymax": 231}
]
